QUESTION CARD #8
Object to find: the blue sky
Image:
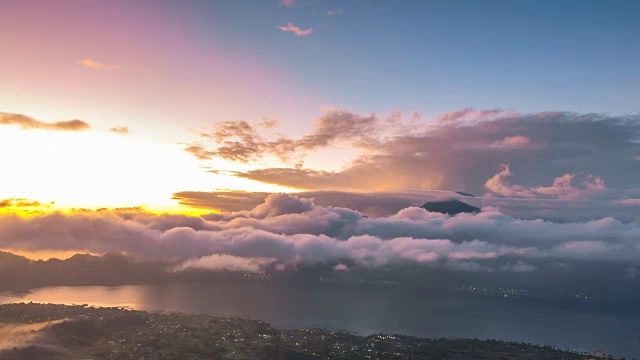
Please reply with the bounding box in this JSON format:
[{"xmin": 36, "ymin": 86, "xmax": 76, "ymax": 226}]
[
  {"xmin": 1, "ymin": 0, "xmax": 639, "ymax": 209},
  {"xmin": 188, "ymin": 0, "xmax": 640, "ymax": 115}
]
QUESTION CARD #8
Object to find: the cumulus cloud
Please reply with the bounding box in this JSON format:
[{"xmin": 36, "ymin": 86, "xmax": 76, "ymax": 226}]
[
  {"xmin": 2, "ymin": 194, "xmax": 639, "ymax": 279},
  {"xmin": 0, "ymin": 112, "xmax": 90, "ymax": 131},
  {"xmin": 484, "ymin": 164, "xmax": 609, "ymax": 200},
  {"xmin": 276, "ymin": 22, "xmax": 313, "ymax": 36},
  {"xmin": 333, "ymin": 263, "xmax": 349, "ymax": 271}
]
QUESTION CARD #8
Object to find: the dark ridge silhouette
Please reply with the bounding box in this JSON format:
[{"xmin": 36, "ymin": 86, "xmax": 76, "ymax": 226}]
[
  {"xmin": 421, "ymin": 199, "xmax": 480, "ymax": 215},
  {"xmin": 455, "ymin": 191, "xmax": 476, "ymax": 197}
]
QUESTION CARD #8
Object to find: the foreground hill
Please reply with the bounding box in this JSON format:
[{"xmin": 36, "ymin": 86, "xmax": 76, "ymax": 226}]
[{"xmin": 0, "ymin": 303, "xmax": 612, "ymax": 360}]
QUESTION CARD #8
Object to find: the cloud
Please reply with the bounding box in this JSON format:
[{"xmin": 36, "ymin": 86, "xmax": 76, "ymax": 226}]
[
  {"xmin": 78, "ymin": 59, "xmax": 152, "ymax": 73},
  {"xmin": 436, "ymin": 108, "xmax": 516, "ymax": 123},
  {"xmin": 78, "ymin": 59, "xmax": 122, "ymax": 70},
  {"xmin": 0, "ymin": 320, "xmax": 67, "ymax": 350},
  {"xmin": 258, "ymin": 118, "xmax": 279, "ymax": 128},
  {"xmin": 173, "ymin": 189, "xmax": 640, "ymax": 223},
  {"xmin": 492, "ymin": 135, "xmax": 531, "ymax": 148},
  {"xmin": 327, "ymin": 10, "xmax": 340, "ymax": 15},
  {"xmin": 280, "ymin": 0, "xmax": 295, "ymax": 7},
  {"xmin": 109, "ymin": 126, "xmax": 129, "ymax": 134},
  {"xmin": 333, "ymin": 263, "xmax": 349, "ymax": 271},
  {"xmin": 187, "ymin": 110, "xmax": 384, "ymax": 163},
  {"xmin": 616, "ymin": 198, "xmax": 640, "ymax": 205},
  {"xmin": 276, "ymin": 22, "xmax": 313, "ymax": 36},
  {"xmin": 221, "ymin": 110, "xmax": 639, "ymax": 197},
  {"xmin": 0, "ymin": 112, "xmax": 90, "ymax": 131},
  {"xmin": 174, "ymin": 254, "xmax": 277, "ymax": 273},
  {"xmin": 2, "ymin": 194, "xmax": 640, "ymax": 280},
  {"xmin": 484, "ymin": 164, "xmax": 609, "ymax": 200},
  {"xmin": 0, "ymin": 198, "xmax": 45, "ymax": 208},
  {"xmin": 173, "ymin": 190, "xmax": 439, "ymax": 217},
  {"xmin": 500, "ymin": 260, "xmax": 536, "ymax": 272},
  {"xmin": 183, "ymin": 144, "xmax": 216, "ymax": 161}
]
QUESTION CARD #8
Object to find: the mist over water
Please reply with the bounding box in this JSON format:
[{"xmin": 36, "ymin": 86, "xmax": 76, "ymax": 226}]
[{"xmin": 1, "ymin": 282, "xmax": 638, "ymax": 359}]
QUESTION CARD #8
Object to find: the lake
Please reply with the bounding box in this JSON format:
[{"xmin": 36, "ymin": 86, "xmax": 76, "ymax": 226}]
[{"xmin": 1, "ymin": 282, "xmax": 638, "ymax": 359}]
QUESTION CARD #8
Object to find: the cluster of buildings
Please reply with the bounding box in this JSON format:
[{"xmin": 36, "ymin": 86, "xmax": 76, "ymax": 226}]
[{"xmin": 0, "ymin": 303, "xmax": 603, "ymax": 359}]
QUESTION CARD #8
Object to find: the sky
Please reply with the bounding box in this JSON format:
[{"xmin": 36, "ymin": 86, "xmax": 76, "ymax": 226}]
[{"xmin": 1, "ymin": 0, "xmax": 640, "ymax": 284}]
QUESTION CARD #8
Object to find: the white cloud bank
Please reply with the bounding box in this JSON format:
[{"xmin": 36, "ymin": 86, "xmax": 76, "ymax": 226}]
[{"xmin": 1, "ymin": 194, "xmax": 639, "ymax": 274}]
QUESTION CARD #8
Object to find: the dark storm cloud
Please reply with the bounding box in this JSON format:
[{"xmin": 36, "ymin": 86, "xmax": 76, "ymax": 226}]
[{"xmin": 0, "ymin": 112, "xmax": 90, "ymax": 131}]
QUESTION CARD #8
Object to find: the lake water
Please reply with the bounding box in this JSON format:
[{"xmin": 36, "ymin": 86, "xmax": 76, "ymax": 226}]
[{"xmin": 1, "ymin": 282, "xmax": 638, "ymax": 359}]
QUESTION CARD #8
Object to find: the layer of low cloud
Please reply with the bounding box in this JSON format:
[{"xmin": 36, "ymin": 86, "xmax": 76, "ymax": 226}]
[
  {"xmin": 174, "ymin": 254, "xmax": 277, "ymax": 273},
  {"xmin": 2, "ymin": 194, "xmax": 639, "ymax": 278},
  {"xmin": 0, "ymin": 320, "xmax": 67, "ymax": 350},
  {"xmin": 0, "ymin": 112, "xmax": 90, "ymax": 131},
  {"xmin": 172, "ymin": 189, "xmax": 640, "ymax": 222},
  {"xmin": 276, "ymin": 22, "xmax": 313, "ymax": 36}
]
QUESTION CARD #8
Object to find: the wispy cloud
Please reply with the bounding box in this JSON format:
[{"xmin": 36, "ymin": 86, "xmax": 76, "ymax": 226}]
[
  {"xmin": 78, "ymin": 59, "xmax": 152, "ymax": 73},
  {"xmin": 0, "ymin": 198, "xmax": 44, "ymax": 208},
  {"xmin": 109, "ymin": 126, "xmax": 129, "ymax": 134},
  {"xmin": 0, "ymin": 112, "xmax": 90, "ymax": 131},
  {"xmin": 280, "ymin": 0, "xmax": 295, "ymax": 7},
  {"xmin": 276, "ymin": 22, "xmax": 313, "ymax": 36},
  {"xmin": 327, "ymin": 10, "xmax": 341, "ymax": 15},
  {"xmin": 78, "ymin": 59, "xmax": 122, "ymax": 70},
  {"xmin": 258, "ymin": 118, "xmax": 279, "ymax": 128},
  {"xmin": 492, "ymin": 135, "xmax": 532, "ymax": 148},
  {"xmin": 185, "ymin": 110, "xmax": 381, "ymax": 164}
]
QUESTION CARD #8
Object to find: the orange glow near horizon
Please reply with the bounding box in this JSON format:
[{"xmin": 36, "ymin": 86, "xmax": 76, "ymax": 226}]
[
  {"xmin": 0, "ymin": 126, "xmax": 298, "ymax": 213},
  {"xmin": 0, "ymin": 248, "xmax": 97, "ymax": 261}
]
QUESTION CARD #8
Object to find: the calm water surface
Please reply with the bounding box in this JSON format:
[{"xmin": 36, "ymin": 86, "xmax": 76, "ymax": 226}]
[{"xmin": 1, "ymin": 282, "xmax": 638, "ymax": 359}]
